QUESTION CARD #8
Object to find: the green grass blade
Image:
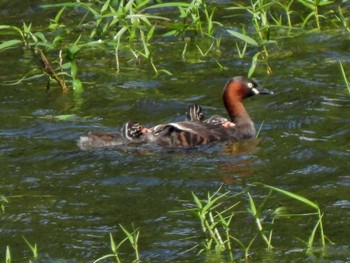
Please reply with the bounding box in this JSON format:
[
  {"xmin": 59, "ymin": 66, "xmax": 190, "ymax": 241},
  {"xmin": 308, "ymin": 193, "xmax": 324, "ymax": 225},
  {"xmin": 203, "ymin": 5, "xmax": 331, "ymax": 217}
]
[
  {"xmin": 127, "ymin": 14, "xmax": 170, "ymax": 21},
  {"xmin": 248, "ymin": 51, "xmax": 260, "ymax": 78},
  {"xmin": 6, "ymin": 246, "xmax": 11, "ymax": 263},
  {"xmin": 145, "ymin": 2, "xmax": 192, "ymax": 9},
  {"xmin": 339, "ymin": 61, "xmax": 350, "ymax": 94},
  {"xmin": 262, "ymin": 184, "xmax": 318, "ymax": 209},
  {"xmin": 158, "ymin": 69, "xmax": 173, "ymax": 76},
  {"xmin": 93, "ymin": 254, "xmax": 116, "ymax": 263},
  {"xmin": 0, "ymin": 39, "xmax": 22, "ymax": 52},
  {"xmin": 192, "ymin": 192, "xmax": 203, "ymax": 209},
  {"xmin": 256, "ymin": 120, "xmax": 265, "ymax": 138},
  {"xmin": 0, "ymin": 194, "xmax": 8, "ymax": 212},
  {"xmin": 307, "ymin": 218, "xmax": 320, "ymax": 248},
  {"xmin": 301, "ymin": 12, "xmax": 315, "ymax": 28},
  {"xmin": 0, "ymin": 195, "xmax": 8, "ymax": 203},
  {"xmin": 0, "ymin": 25, "xmax": 24, "ymax": 37},
  {"xmin": 119, "ymin": 224, "xmax": 138, "ymax": 246},
  {"xmin": 40, "ymin": 2, "xmax": 80, "ymax": 8},
  {"xmin": 227, "ymin": 30, "xmax": 259, "ymax": 47},
  {"xmin": 109, "ymin": 233, "xmax": 117, "ymax": 253},
  {"xmin": 22, "ymin": 236, "xmax": 38, "ymax": 258},
  {"xmin": 247, "ymin": 192, "xmax": 257, "ymax": 216},
  {"xmin": 297, "ymin": 0, "xmax": 315, "ymax": 10}
]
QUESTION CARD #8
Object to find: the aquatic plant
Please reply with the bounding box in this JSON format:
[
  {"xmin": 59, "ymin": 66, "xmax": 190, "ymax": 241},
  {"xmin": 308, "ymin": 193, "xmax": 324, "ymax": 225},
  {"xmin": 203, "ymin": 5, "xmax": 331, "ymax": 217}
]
[
  {"xmin": 148, "ymin": 1, "xmax": 220, "ymax": 38},
  {"xmin": 335, "ymin": 5, "xmax": 350, "ymax": 32},
  {"xmin": 42, "ymin": 0, "xmax": 174, "ymax": 75},
  {"xmin": 339, "ymin": 61, "xmax": 350, "ymax": 94},
  {"xmin": 22, "ymin": 236, "xmax": 38, "ymax": 260},
  {"xmin": 3, "ymin": 237, "xmax": 38, "ymax": 263},
  {"xmin": 225, "ymin": 0, "xmax": 349, "ymax": 76},
  {"xmin": 297, "ymin": 0, "xmax": 335, "ymax": 31},
  {"xmin": 227, "ymin": 0, "xmax": 276, "ymax": 76},
  {"xmin": 188, "ymin": 188, "xmax": 240, "ymax": 259},
  {"xmin": 261, "ymin": 184, "xmax": 328, "ymax": 251},
  {"xmin": 0, "ymin": 23, "xmax": 77, "ymax": 92},
  {"xmin": 0, "ymin": 0, "xmax": 349, "ymax": 89},
  {"xmin": 94, "ymin": 224, "xmax": 140, "ymax": 263},
  {"xmin": 0, "ymin": 184, "xmax": 331, "ymax": 262},
  {"xmin": 0, "ymin": 195, "xmax": 8, "ymax": 213},
  {"xmin": 5, "ymin": 246, "xmax": 10, "ymax": 263},
  {"xmin": 179, "ymin": 184, "xmax": 330, "ymax": 260},
  {"xmin": 256, "ymin": 120, "xmax": 265, "ymax": 138},
  {"xmin": 246, "ymin": 191, "xmax": 274, "ymax": 250}
]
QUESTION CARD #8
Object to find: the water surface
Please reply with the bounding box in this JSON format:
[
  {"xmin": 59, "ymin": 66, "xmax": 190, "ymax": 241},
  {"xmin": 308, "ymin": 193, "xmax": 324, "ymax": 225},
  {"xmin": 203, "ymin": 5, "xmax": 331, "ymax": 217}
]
[{"xmin": 0, "ymin": 1, "xmax": 349, "ymax": 262}]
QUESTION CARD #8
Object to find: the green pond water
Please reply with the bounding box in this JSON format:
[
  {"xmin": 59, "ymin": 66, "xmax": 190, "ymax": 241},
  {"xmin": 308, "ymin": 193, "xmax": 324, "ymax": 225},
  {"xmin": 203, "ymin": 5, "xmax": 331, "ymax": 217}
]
[{"xmin": 0, "ymin": 1, "xmax": 350, "ymax": 262}]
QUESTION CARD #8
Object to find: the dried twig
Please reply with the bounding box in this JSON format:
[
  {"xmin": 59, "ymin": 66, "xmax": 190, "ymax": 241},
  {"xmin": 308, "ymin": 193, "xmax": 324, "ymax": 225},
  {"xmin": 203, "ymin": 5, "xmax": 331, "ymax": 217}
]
[{"xmin": 32, "ymin": 47, "xmax": 68, "ymax": 91}]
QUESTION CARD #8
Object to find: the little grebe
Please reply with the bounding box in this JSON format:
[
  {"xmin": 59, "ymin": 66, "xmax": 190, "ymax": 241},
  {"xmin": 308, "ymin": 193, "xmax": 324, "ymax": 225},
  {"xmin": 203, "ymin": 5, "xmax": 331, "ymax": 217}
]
[
  {"xmin": 78, "ymin": 76, "xmax": 272, "ymax": 149},
  {"xmin": 186, "ymin": 104, "xmax": 235, "ymax": 128}
]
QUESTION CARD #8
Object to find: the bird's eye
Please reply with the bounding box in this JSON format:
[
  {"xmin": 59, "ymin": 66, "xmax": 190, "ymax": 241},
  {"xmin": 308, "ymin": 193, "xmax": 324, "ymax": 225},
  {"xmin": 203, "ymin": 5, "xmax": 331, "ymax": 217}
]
[{"xmin": 247, "ymin": 82, "xmax": 254, "ymax": 88}]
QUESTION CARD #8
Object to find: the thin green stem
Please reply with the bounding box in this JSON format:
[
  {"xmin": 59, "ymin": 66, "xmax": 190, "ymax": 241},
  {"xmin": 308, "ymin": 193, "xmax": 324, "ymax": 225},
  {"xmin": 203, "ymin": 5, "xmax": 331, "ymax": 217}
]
[{"xmin": 317, "ymin": 208, "xmax": 326, "ymax": 247}]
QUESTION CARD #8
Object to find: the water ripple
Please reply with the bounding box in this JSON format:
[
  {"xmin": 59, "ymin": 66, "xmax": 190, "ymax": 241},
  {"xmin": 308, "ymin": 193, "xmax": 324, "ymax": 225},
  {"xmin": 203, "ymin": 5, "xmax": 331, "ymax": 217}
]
[{"xmin": 288, "ymin": 164, "xmax": 336, "ymax": 175}]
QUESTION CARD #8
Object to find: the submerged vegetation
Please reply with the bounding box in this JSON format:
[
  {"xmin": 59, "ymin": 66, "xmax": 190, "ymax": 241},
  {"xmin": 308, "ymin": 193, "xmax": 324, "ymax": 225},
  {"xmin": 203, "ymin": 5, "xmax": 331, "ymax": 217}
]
[{"xmin": 0, "ymin": 0, "xmax": 349, "ymax": 90}]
